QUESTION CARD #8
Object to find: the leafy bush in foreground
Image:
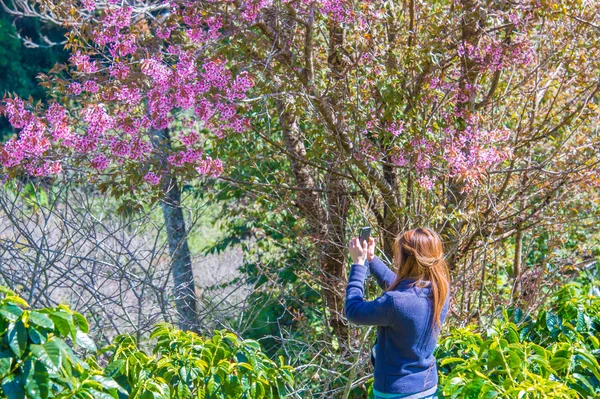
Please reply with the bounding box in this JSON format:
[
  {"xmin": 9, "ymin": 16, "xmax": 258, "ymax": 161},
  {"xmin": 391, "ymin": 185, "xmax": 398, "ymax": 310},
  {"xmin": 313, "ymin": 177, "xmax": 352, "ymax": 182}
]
[
  {"xmin": 0, "ymin": 287, "xmax": 294, "ymax": 398},
  {"xmin": 436, "ymin": 282, "xmax": 600, "ymax": 399}
]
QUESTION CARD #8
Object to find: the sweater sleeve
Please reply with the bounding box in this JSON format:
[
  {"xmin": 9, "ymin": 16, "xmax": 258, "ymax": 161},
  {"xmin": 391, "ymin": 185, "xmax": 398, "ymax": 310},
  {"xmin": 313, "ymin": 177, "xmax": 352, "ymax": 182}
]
[
  {"xmin": 344, "ymin": 264, "xmax": 395, "ymax": 326},
  {"xmin": 369, "ymin": 256, "xmax": 397, "ymax": 290}
]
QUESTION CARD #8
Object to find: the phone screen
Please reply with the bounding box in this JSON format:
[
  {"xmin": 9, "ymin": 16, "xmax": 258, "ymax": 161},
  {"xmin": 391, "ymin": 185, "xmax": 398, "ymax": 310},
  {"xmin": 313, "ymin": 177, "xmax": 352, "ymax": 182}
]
[{"xmin": 359, "ymin": 227, "xmax": 371, "ymax": 243}]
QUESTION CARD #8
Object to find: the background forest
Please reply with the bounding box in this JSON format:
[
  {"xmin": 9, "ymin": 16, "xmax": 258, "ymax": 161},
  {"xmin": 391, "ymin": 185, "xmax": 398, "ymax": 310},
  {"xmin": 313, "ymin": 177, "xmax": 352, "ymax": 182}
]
[{"xmin": 0, "ymin": 0, "xmax": 599, "ymax": 398}]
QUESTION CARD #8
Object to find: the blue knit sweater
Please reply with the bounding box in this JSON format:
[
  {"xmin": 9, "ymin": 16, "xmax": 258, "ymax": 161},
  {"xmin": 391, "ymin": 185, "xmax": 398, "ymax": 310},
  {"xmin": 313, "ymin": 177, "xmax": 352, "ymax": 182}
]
[{"xmin": 344, "ymin": 256, "xmax": 449, "ymax": 395}]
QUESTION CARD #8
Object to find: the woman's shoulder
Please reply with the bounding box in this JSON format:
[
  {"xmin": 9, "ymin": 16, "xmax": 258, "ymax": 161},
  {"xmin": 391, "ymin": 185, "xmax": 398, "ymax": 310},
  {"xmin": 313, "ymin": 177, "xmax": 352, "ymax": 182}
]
[
  {"xmin": 388, "ymin": 278, "xmax": 432, "ymax": 292},
  {"xmin": 385, "ymin": 282, "xmax": 432, "ymax": 300}
]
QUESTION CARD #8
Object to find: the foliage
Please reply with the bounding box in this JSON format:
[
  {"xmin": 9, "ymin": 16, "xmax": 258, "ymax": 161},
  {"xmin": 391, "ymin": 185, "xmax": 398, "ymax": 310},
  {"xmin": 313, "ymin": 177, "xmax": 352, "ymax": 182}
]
[
  {"xmin": 1, "ymin": 0, "xmax": 599, "ymax": 397},
  {"xmin": 0, "ymin": 286, "xmax": 117, "ymax": 399},
  {"xmin": 0, "ymin": 9, "xmax": 68, "ymax": 140},
  {"xmin": 436, "ymin": 281, "xmax": 600, "ymax": 399},
  {"xmin": 103, "ymin": 325, "xmax": 294, "ymax": 399},
  {"xmin": 0, "ymin": 286, "xmax": 294, "ymax": 398}
]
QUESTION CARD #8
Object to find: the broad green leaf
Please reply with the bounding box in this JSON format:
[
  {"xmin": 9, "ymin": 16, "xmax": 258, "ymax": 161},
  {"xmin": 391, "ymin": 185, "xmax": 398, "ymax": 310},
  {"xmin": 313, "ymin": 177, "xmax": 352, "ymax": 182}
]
[
  {"xmin": 28, "ymin": 327, "xmax": 45, "ymax": 345},
  {"xmin": 49, "ymin": 311, "xmax": 77, "ymax": 341},
  {"xmin": 90, "ymin": 375, "xmax": 127, "ymax": 393},
  {"xmin": 30, "ymin": 340, "xmax": 62, "ymax": 373},
  {"xmin": 1, "ymin": 374, "xmax": 25, "ymax": 399},
  {"xmin": 238, "ymin": 362, "xmax": 254, "ymax": 372},
  {"xmin": 54, "ymin": 337, "xmax": 87, "ymax": 370},
  {"xmin": 22, "ymin": 359, "xmax": 49, "ymax": 399},
  {"xmin": 87, "ymin": 389, "xmax": 117, "ymax": 399},
  {"xmin": 0, "ymin": 305, "xmax": 23, "ymax": 322},
  {"xmin": 546, "ymin": 313, "xmax": 561, "ymax": 334},
  {"xmin": 244, "ymin": 340, "xmax": 261, "ymax": 352},
  {"xmin": 571, "ymin": 373, "xmax": 595, "ymax": 395},
  {"xmin": 28, "ymin": 312, "xmax": 54, "ymax": 330},
  {"xmin": 73, "ymin": 312, "xmax": 89, "ymax": 334},
  {"xmin": 0, "ymin": 349, "xmax": 13, "ymax": 378},
  {"xmin": 207, "ymin": 377, "xmax": 216, "ymax": 395},
  {"xmin": 226, "ymin": 375, "xmax": 243, "ymax": 396},
  {"xmin": 7, "ymin": 321, "xmax": 27, "ymax": 357},
  {"xmin": 549, "ymin": 357, "xmax": 569, "ymax": 371},
  {"xmin": 255, "ymin": 381, "xmax": 265, "ymax": 398},
  {"xmin": 440, "ymin": 357, "xmax": 465, "ymax": 366},
  {"xmin": 4, "ymin": 295, "xmax": 29, "ymax": 308},
  {"xmin": 76, "ymin": 330, "xmax": 97, "ymax": 352}
]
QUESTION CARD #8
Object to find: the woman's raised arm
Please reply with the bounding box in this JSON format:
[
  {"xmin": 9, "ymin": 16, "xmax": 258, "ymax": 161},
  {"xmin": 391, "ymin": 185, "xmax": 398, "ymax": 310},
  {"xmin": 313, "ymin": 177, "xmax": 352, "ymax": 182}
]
[{"xmin": 367, "ymin": 238, "xmax": 397, "ymax": 290}]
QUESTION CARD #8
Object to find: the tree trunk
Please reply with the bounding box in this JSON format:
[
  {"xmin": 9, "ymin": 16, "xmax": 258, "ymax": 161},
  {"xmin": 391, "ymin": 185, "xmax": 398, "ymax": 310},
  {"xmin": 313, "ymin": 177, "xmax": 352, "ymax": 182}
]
[
  {"xmin": 161, "ymin": 178, "xmax": 199, "ymax": 332},
  {"xmin": 382, "ymin": 159, "xmax": 400, "ymax": 259},
  {"xmin": 154, "ymin": 128, "xmax": 199, "ymax": 332},
  {"xmin": 321, "ymin": 173, "xmax": 350, "ymax": 342},
  {"xmin": 276, "ymin": 98, "xmax": 349, "ymax": 340}
]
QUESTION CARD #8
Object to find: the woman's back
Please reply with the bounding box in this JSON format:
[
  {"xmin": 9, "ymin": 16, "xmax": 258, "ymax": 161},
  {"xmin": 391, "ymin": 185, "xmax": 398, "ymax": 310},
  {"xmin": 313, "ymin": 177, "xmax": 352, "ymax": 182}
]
[
  {"xmin": 345, "ymin": 227, "xmax": 451, "ymax": 398},
  {"xmin": 345, "ymin": 259, "xmax": 449, "ymax": 394},
  {"xmin": 378, "ymin": 279, "xmax": 449, "ymax": 392}
]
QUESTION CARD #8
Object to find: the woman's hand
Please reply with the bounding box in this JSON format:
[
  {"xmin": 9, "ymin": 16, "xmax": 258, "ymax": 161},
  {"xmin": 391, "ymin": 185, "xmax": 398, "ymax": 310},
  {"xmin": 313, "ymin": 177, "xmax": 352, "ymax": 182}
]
[
  {"xmin": 367, "ymin": 237, "xmax": 375, "ymax": 262},
  {"xmin": 349, "ymin": 237, "xmax": 368, "ymax": 265}
]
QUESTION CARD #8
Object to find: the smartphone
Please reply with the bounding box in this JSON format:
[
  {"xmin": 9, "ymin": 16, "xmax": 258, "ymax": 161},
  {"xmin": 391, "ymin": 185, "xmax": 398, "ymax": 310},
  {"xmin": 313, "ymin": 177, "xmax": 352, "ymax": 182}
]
[
  {"xmin": 359, "ymin": 226, "xmax": 371, "ymax": 243},
  {"xmin": 359, "ymin": 227, "xmax": 371, "ymax": 272}
]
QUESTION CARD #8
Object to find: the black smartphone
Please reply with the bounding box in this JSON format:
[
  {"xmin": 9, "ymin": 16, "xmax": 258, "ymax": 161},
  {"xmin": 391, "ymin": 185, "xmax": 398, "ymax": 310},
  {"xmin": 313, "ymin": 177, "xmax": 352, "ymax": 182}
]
[{"xmin": 359, "ymin": 226, "xmax": 371, "ymax": 243}]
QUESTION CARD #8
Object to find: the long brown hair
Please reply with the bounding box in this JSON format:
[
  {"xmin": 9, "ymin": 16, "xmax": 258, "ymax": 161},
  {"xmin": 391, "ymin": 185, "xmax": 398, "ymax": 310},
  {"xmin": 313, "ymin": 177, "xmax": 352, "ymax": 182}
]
[{"xmin": 387, "ymin": 227, "xmax": 450, "ymax": 330}]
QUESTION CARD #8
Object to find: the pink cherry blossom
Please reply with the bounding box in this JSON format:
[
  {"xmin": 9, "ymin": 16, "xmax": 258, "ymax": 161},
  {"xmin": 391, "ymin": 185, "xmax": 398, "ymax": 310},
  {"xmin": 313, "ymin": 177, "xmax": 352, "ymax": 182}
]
[{"xmin": 144, "ymin": 172, "xmax": 162, "ymax": 185}]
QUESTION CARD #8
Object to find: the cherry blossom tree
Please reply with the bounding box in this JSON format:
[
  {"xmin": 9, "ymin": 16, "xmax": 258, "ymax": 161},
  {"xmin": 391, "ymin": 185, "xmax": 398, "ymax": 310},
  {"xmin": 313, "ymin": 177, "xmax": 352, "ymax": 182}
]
[
  {"xmin": 1, "ymin": 0, "xmax": 254, "ymax": 331},
  {"xmin": 1, "ymin": 0, "xmax": 599, "ymax": 341}
]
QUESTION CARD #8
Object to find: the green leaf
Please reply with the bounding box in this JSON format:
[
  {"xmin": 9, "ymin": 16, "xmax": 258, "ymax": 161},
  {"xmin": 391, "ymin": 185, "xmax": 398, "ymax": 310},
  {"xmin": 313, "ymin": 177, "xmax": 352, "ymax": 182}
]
[
  {"xmin": 4, "ymin": 295, "xmax": 29, "ymax": 308},
  {"xmin": 1, "ymin": 374, "xmax": 25, "ymax": 399},
  {"xmin": 87, "ymin": 389, "xmax": 117, "ymax": 399},
  {"xmin": 546, "ymin": 313, "xmax": 561, "ymax": 334},
  {"xmin": 549, "ymin": 356, "xmax": 569, "ymax": 371},
  {"xmin": 244, "ymin": 340, "xmax": 261, "ymax": 352},
  {"xmin": 28, "ymin": 312, "xmax": 54, "ymax": 330},
  {"xmin": 0, "ymin": 305, "xmax": 23, "ymax": 322},
  {"xmin": 238, "ymin": 362, "xmax": 254, "ymax": 372},
  {"xmin": 571, "ymin": 373, "xmax": 595, "ymax": 395},
  {"xmin": 7, "ymin": 321, "xmax": 27, "ymax": 358},
  {"xmin": 0, "ymin": 349, "xmax": 13, "ymax": 378},
  {"xmin": 73, "ymin": 312, "xmax": 89, "ymax": 334},
  {"xmin": 29, "ymin": 340, "xmax": 62, "ymax": 373},
  {"xmin": 440, "ymin": 357, "xmax": 465, "ymax": 366},
  {"xmin": 207, "ymin": 377, "xmax": 217, "ymax": 395},
  {"xmin": 49, "ymin": 311, "xmax": 77, "ymax": 341},
  {"xmin": 90, "ymin": 375, "xmax": 127, "ymax": 394},
  {"xmin": 22, "ymin": 359, "xmax": 49, "ymax": 399},
  {"xmin": 55, "ymin": 338, "xmax": 88, "ymax": 371},
  {"xmin": 76, "ymin": 330, "xmax": 97, "ymax": 352},
  {"xmin": 28, "ymin": 327, "xmax": 45, "ymax": 345},
  {"xmin": 226, "ymin": 375, "xmax": 243, "ymax": 397},
  {"xmin": 255, "ymin": 381, "xmax": 265, "ymax": 398}
]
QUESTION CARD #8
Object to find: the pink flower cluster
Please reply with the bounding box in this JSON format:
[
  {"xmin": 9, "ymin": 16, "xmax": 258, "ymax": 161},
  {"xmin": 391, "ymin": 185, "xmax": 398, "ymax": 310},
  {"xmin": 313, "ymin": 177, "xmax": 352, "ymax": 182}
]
[
  {"xmin": 70, "ymin": 51, "xmax": 98, "ymax": 74},
  {"xmin": 457, "ymin": 34, "xmax": 535, "ymax": 75},
  {"xmin": 0, "ymin": 99, "xmax": 50, "ymax": 168},
  {"xmin": 144, "ymin": 172, "xmax": 162, "ymax": 185},
  {"xmin": 442, "ymin": 124, "xmax": 512, "ymax": 192},
  {"xmin": 387, "ymin": 121, "xmax": 404, "ymax": 137},
  {"xmin": 196, "ymin": 157, "xmax": 223, "ymax": 178},
  {"xmin": 184, "ymin": 16, "xmax": 223, "ymax": 45},
  {"xmin": 0, "ymin": 3, "xmax": 255, "ymax": 187}
]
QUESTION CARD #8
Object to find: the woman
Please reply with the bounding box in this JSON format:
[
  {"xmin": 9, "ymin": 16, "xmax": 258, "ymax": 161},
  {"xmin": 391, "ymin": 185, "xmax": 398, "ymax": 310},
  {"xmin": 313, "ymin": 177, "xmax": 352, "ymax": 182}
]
[{"xmin": 345, "ymin": 227, "xmax": 450, "ymax": 399}]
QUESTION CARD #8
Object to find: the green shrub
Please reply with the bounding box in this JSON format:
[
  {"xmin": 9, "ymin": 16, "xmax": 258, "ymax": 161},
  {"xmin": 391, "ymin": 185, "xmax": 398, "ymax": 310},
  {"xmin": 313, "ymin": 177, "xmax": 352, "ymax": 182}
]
[
  {"xmin": 0, "ymin": 286, "xmax": 115, "ymax": 399},
  {"xmin": 436, "ymin": 282, "xmax": 600, "ymax": 399},
  {"xmin": 0, "ymin": 287, "xmax": 294, "ymax": 398},
  {"xmin": 103, "ymin": 324, "xmax": 294, "ymax": 399}
]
